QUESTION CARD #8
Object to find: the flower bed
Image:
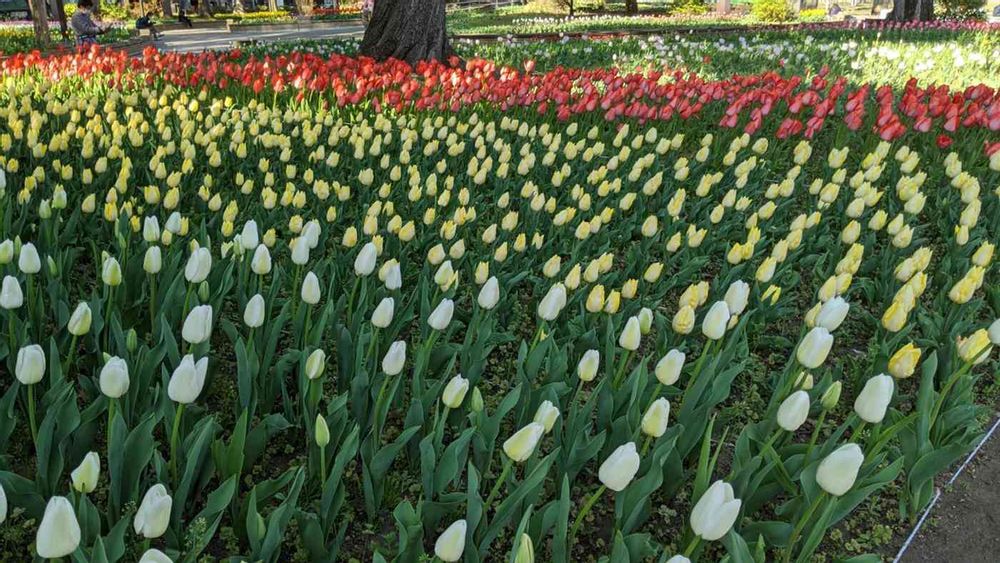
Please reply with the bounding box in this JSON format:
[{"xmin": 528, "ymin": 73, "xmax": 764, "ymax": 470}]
[{"xmin": 0, "ymin": 43, "xmax": 996, "ymax": 562}]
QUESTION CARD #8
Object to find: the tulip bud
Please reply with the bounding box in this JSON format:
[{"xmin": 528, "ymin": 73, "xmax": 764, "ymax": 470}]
[
  {"xmin": 638, "ymin": 307, "xmax": 654, "ymax": 334},
  {"xmin": 599, "ymin": 442, "xmax": 641, "ymax": 492},
  {"xmin": 537, "ymin": 283, "xmax": 567, "ymax": 321},
  {"xmin": 619, "ymin": 316, "xmax": 642, "ymax": 351},
  {"xmin": 371, "ymin": 297, "xmax": 395, "ymax": 328},
  {"xmin": 853, "ymin": 374, "xmax": 894, "ymax": 423},
  {"xmin": 382, "ymin": 260, "xmax": 402, "ymax": 291},
  {"xmin": 815, "ymin": 296, "xmax": 849, "ymax": 332},
  {"xmin": 99, "ymin": 356, "xmax": 130, "ymax": 399},
  {"xmin": 514, "ymin": 533, "xmax": 534, "ymax": 563},
  {"xmin": 143, "ymin": 217, "xmax": 161, "ymax": 243},
  {"xmin": 477, "ymin": 276, "xmax": 500, "ymax": 310},
  {"xmin": 314, "ymin": 414, "xmax": 330, "ymax": 448},
  {"xmin": 469, "ymin": 387, "xmax": 484, "ymax": 412},
  {"xmin": 990, "ymin": 319, "xmax": 1000, "ymax": 346},
  {"xmin": 816, "ymin": 443, "xmax": 864, "ymax": 496},
  {"xmin": 532, "ymin": 400, "xmax": 560, "ymax": 433},
  {"xmin": 641, "ymin": 398, "xmax": 670, "ymax": 438},
  {"xmin": 0, "ymin": 275, "xmax": 23, "ymax": 310},
  {"xmin": 442, "ymin": 374, "xmax": 470, "ymax": 409},
  {"xmin": 0, "ymin": 239, "xmax": 12, "ymax": 265},
  {"xmin": 301, "ymin": 272, "xmax": 321, "ymax": 305},
  {"xmin": 503, "ymin": 422, "xmax": 545, "ymax": 462},
  {"xmin": 434, "ymin": 519, "xmax": 467, "ymax": 562},
  {"xmin": 134, "ymin": 484, "xmax": 172, "ymax": 539},
  {"xmin": 244, "ymin": 294, "xmax": 266, "ymax": 328},
  {"xmin": 577, "ymin": 349, "xmax": 600, "ymax": 382},
  {"xmin": 305, "ymin": 349, "xmax": 327, "ymax": 380},
  {"xmin": 65, "ymin": 301, "xmax": 92, "ymax": 336},
  {"xmin": 655, "ymin": 349, "xmax": 685, "ymax": 385},
  {"xmin": 888, "ymin": 342, "xmax": 921, "ymax": 379},
  {"xmin": 665, "ymin": 556, "xmax": 691, "ymax": 563},
  {"xmin": 168, "ymin": 354, "xmax": 208, "ymax": 404},
  {"xmin": 724, "ymin": 280, "xmax": 750, "ymax": 316},
  {"xmin": 36, "ymin": 496, "xmax": 81, "ymax": 558},
  {"xmin": 184, "ymin": 247, "xmax": 212, "ymax": 284},
  {"xmin": 428, "ymin": 299, "xmax": 454, "ymax": 331},
  {"xmin": 182, "ymin": 305, "xmax": 214, "ymax": 345},
  {"xmin": 354, "ymin": 242, "xmax": 378, "ymax": 276},
  {"xmin": 382, "ymin": 340, "xmax": 406, "ymax": 375},
  {"xmin": 126, "ymin": 328, "xmax": 138, "ymax": 353},
  {"xmin": 672, "ymin": 305, "xmax": 695, "ymax": 334},
  {"xmin": 71, "ymin": 451, "xmax": 100, "ymax": 494},
  {"xmin": 690, "ymin": 480, "xmax": 742, "ymax": 541},
  {"xmin": 143, "ymin": 246, "xmax": 162, "ymax": 275},
  {"xmin": 139, "ymin": 548, "xmax": 173, "ymax": 563},
  {"xmin": 701, "ymin": 301, "xmax": 731, "ymax": 341},
  {"xmin": 957, "ymin": 329, "xmax": 992, "ymax": 364},
  {"xmin": 796, "ymin": 327, "xmax": 833, "ymax": 369},
  {"xmin": 18, "ymin": 242, "xmax": 41, "ymax": 274},
  {"xmin": 777, "ymin": 390, "xmax": 810, "ymax": 432},
  {"xmin": 820, "ymin": 381, "xmax": 842, "ymax": 410},
  {"xmin": 15, "ymin": 344, "xmax": 46, "ymax": 385},
  {"xmin": 241, "ymin": 220, "xmax": 260, "ymax": 250},
  {"xmin": 291, "ymin": 237, "xmax": 310, "ymax": 265},
  {"xmin": 586, "ymin": 285, "xmax": 606, "ymax": 313}
]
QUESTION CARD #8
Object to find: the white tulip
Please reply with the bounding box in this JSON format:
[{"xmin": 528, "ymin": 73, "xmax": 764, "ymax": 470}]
[
  {"xmin": 143, "ymin": 217, "xmax": 161, "ymax": 242},
  {"xmin": 796, "ymin": 327, "xmax": 834, "ymax": 369},
  {"xmin": 382, "ymin": 340, "xmax": 406, "ymax": 375},
  {"xmin": 442, "ymin": 374, "xmax": 470, "ymax": 408},
  {"xmin": 302, "ymin": 220, "xmax": 321, "ymax": 249},
  {"xmin": 642, "ymin": 398, "xmax": 670, "ymax": 438},
  {"xmin": 382, "ymin": 260, "xmax": 402, "ymax": 290},
  {"xmin": 618, "ymin": 316, "xmax": 642, "ymax": 351},
  {"xmin": 690, "ymin": 480, "xmax": 742, "ymax": 541},
  {"xmin": 777, "ymin": 390, "xmax": 810, "ymax": 432},
  {"xmin": 598, "ymin": 442, "xmax": 641, "ymax": 492},
  {"xmin": 291, "ymin": 237, "xmax": 310, "ymax": 265},
  {"xmin": 184, "ymin": 247, "xmax": 212, "ymax": 284},
  {"xmin": 434, "ymin": 519, "xmax": 467, "ymax": 562},
  {"xmin": 816, "ymin": 443, "xmax": 864, "ymax": 496},
  {"xmin": 536, "ymin": 283, "xmax": 567, "ymax": 321},
  {"xmin": 36, "ymin": 496, "xmax": 81, "ymax": 558},
  {"xmin": 701, "ymin": 301, "xmax": 731, "ymax": 340},
  {"xmin": 182, "ymin": 305, "xmax": 214, "ymax": 345},
  {"xmin": 301, "ymin": 272, "xmax": 321, "ymax": 305},
  {"xmin": 573, "ymin": 350, "xmax": 599, "ymax": 382},
  {"xmin": 18, "ymin": 242, "xmax": 41, "ymax": 274},
  {"xmin": 67, "ymin": 302, "xmax": 93, "ymax": 336},
  {"xmin": 989, "ymin": 318, "xmax": 1000, "ymax": 345},
  {"xmin": 816, "ymin": 297, "xmax": 850, "ymax": 332},
  {"xmin": 477, "ymin": 276, "xmax": 500, "ymax": 310},
  {"xmin": 503, "ymin": 422, "xmax": 545, "ymax": 462},
  {"xmin": 354, "ymin": 242, "xmax": 378, "ymax": 276},
  {"xmin": 853, "ymin": 374, "xmax": 894, "ymax": 424},
  {"xmin": 15, "ymin": 344, "xmax": 46, "ymax": 385},
  {"xmin": 70, "ymin": 452, "xmax": 100, "ymax": 494},
  {"xmin": 99, "ymin": 356, "xmax": 130, "ymax": 399},
  {"xmin": 251, "ymin": 244, "xmax": 272, "ymax": 275},
  {"xmin": 139, "ymin": 548, "xmax": 174, "ymax": 563},
  {"xmin": 724, "ymin": 280, "xmax": 750, "ymax": 316},
  {"xmin": 0, "ymin": 240, "xmax": 11, "ymax": 265},
  {"xmin": 0, "ymin": 482, "xmax": 6, "ymax": 524},
  {"xmin": 134, "ymin": 484, "xmax": 172, "ymax": 539},
  {"xmin": 168, "ymin": 355, "xmax": 208, "ymax": 404},
  {"xmin": 1, "ymin": 275, "xmax": 24, "ymax": 309},
  {"xmin": 533, "ymin": 400, "xmax": 561, "ymax": 433},
  {"xmin": 638, "ymin": 307, "xmax": 654, "ymax": 334},
  {"xmin": 240, "ymin": 220, "xmax": 259, "ymax": 250},
  {"xmin": 305, "ymin": 349, "xmax": 326, "ymax": 380},
  {"xmin": 371, "ymin": 297, "xmax": 395, "ymax": 328},
  {"xmin": 144, "ymin": 246, "xmax": 162, "ymax": 274},
  {"xmin": 244, "ymin": 294, "xmax": 266, "ymax": 328},
  {"xmin": 655, "ymin": 349, "xmax": 686, "ymax": 386},
  {"xmin": 164, "ymin": 212, "xmax": 182, "ymax": 234},
  {"xmin": 428, "ymin": 299, "xmax": 454, "ymax": 331}
]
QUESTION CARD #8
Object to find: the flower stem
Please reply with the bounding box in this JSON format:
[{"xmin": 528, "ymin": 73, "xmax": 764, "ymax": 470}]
[
  {"xmin": 611, "ymin": 350, "xmax": 633, "ymax": 389},
  {"xmin": 148, "ymin": 275, "xmax": 158, "ymax": 331},
  {"xmin": 569, "ymin": 485, "xmax": 607, "ymax": 547},
  {"xmin": 319, "ymin": 444, "xmax": 327, "ymax": 484},
  {"xmin": 484, "ymin": 456, "xmax": 513, "ymax": 510},
  {"xmin": 27, "ymin": 383, "xmax": 38, "ymax": 446},
  {"xmin": 682, "ymin": 536, "xmax": 702, "ymax": 557},
  {"xmin": 803, "ymin": 409, "xmax": 827, "ymax": 464},
  {"xmin": 63, "ymin": 334, "xmax": 78, "ymax": 377},
  {"xmin": 170, "ymin": 403, "xmax": 186, "ymax": 485},
  {"xmin": 782, "ymin": 492, "xmax": 827, "ymax": 563},
  {"xmin": 107, "ymin": 397, "xmax": 116, "ymax": 461}
]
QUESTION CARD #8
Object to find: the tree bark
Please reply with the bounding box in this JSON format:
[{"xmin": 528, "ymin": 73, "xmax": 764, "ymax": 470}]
[
  {"xmin": 162, "ymin": 0, "xmax": 175, "ymax": 16},
  {"xmin": 890, "ymin": 0, "xmax": 934, "ymax": 20},
  {"xmin": 359, "ymin": 0, "xmax": 456, "ymax": 67},
  {"xmin": 28, "ymin": 0, "xmax": 50, "ymax": 47}
]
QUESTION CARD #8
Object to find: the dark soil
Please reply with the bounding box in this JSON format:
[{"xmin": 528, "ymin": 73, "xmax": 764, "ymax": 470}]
[{"xmin": 899, "ymin": 417, "xmax": 1000, "ymax": 563}]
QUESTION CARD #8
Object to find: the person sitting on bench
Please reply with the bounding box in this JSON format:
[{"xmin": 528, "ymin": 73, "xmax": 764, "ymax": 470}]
[{"xmin": 70, "ymin": 0, "xmax": 107, "ymax": 47}]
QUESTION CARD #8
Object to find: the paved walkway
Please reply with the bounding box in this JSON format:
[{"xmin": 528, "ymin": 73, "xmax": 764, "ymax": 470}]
[{"xmin": 154, "ymin": 23, "xmax": 364, "ymax": 53}]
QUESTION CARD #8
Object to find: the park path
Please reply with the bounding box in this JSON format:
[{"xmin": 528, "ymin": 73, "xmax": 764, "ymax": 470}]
[{"xmin": 153, "ymin": 23, "xmax": 364, "ymax": 53}]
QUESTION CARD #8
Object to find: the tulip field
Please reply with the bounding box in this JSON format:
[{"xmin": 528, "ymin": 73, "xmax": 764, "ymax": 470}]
[{"xmin": 0, "ymin": 24, "xmax": 998, "ymax": 562}]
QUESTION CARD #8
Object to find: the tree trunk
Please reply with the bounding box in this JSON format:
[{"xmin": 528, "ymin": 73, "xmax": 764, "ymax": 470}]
[
  {"xmin": 50, "ymin": 0, "xmax": 69, "ymax": 40},
  {"xmin": 28, "ymin": 0, "xmax": 50, "ymax": 47},
  {"xmin": 162, "ymin": 0, "xmax": 174, "ymax": 16},
  {"xmin": 625, "ymin": 0, "xmax": 638, "ymax": 14},
  {"xmin": 269, "ymin": 0, "xmax": 278, "ymax": 11},
  {"xmin": 890, "ymin": 0, "xmax": 933, "ymax": 20},
  {"xmin": 359, "ymin": 0, "xmax": 456, "ymax": 67}
]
